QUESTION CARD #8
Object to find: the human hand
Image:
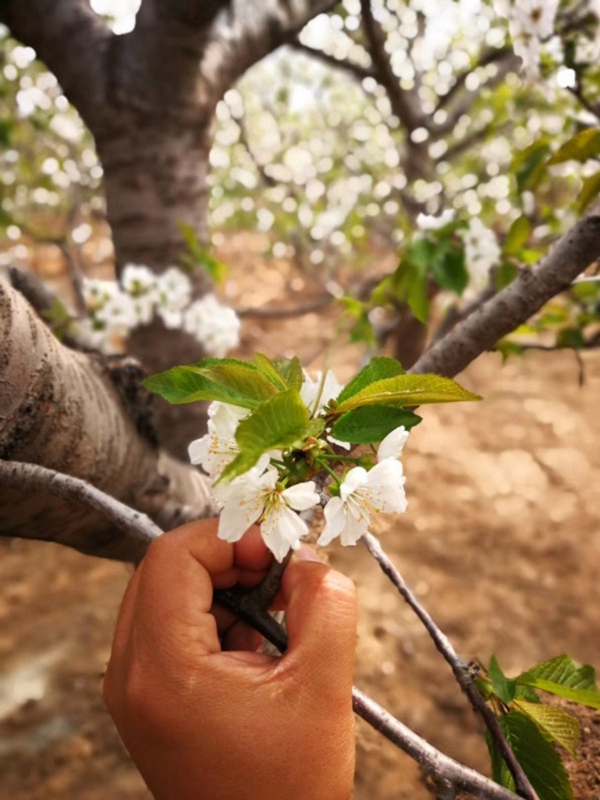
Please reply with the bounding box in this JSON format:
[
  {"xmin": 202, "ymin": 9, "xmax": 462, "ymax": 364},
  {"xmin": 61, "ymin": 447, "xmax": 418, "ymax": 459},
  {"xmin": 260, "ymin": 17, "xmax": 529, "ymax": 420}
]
[{"xmin": 103, "ymin": 519, "xmax": 357, "ymax": 800}]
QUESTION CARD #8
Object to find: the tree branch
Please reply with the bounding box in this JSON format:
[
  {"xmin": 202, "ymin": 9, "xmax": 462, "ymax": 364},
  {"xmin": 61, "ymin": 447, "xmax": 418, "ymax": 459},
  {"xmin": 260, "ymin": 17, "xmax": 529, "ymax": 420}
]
[
  {"xmin": 289, "ymin": 40, "xmax": 376, "ymax": 83},
  {"xmin": 0, "ymin": 461, "xmax": 161, "ymax": 563},
  {"xmin": 200, "ymin": 0, "xmax": 338, "ymax": 100},
  {"xmin": 236, "ymin": 293, "xmax": 334, "ymax": 318},
  {"xmin": 137, "ymin": 0, "xmax": 229, "ymax": 28},
  {"xmin": 362, "ymin": 533, "xmax": 541, "ymax": 800},
  {"xmin": 0, "ymin": 276, "xmax": 215, "ymax": 561},
  {"xmin": 410, "ymin": 206, "xmax": 600, "ymax": 378},
  {"xmin": 0, "ymin": 0, "xmax": 112, "ymax": 129},
  {"xmin": 359, "ymin": 0, "xmax": 423, "ymax": 132}
]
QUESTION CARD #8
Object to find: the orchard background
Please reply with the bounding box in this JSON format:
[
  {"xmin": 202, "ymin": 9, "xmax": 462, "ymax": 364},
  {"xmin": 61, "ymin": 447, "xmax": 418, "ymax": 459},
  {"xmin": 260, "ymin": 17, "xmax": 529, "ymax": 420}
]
[{"xmin": 1, "ymin": 1, "xmax": 600, "ymax": 798}]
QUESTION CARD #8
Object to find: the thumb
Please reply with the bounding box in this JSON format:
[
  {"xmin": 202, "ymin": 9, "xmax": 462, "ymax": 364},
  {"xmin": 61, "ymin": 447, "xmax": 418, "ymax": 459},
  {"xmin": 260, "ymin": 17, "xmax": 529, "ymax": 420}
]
[{"xmin": 281, "ymin": 560, "xmax": 357, "ymax": 697}]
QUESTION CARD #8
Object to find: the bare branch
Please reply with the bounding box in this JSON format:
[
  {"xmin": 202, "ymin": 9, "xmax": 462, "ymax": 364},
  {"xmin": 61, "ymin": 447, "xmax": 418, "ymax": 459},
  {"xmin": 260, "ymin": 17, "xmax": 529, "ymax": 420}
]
[
  {"xmin": 411, "ymin": 205, "xmax": 600, "ymax": 378},
  {"xmin": 0, "ymin": 0, "xmax": 112, "ymax": 129},
  {"xmin": 434, "ymin": 46, "xmax": 514, "ymax": 113},
  {"xmin": 201, "ymin": 0, "xmax": 338, "ymax": 100},
  {"xmin": 236, "ymin": 293, "xmax": 334, "ymax": 318},
  {"xmin": 289, "ymin": 40, "xmax": 377, "ymax": 83},
  {"xmin": 359, "ymin": 0, "xmax": 423, "ymax": 132},
  {"xmin": 362, "ymin": 533, "xmax": 541, "ymax": 800},
  {"xmin": 0, "ymin": 461, "xmax": 161, "ymax": 564}
]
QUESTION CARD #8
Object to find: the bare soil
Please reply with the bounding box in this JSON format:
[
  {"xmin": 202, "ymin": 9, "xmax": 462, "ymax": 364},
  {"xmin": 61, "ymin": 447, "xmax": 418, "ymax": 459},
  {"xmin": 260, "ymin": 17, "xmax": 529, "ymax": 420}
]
[{"xmin": 1, "ymin": 234, "xmax": 599, "ymax": 799}]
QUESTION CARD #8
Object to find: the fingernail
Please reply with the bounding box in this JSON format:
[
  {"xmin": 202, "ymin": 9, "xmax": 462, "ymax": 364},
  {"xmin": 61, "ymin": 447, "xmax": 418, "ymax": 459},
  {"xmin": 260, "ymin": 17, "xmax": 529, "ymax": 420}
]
[{"xmin": 294, "ymin": 546, "xmax": 323, "ymax": 563}]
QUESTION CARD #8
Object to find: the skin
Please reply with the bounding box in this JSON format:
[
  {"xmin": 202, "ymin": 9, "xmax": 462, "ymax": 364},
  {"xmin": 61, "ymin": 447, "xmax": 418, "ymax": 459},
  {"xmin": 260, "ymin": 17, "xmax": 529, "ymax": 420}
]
[{"xmin": 103, "ymin": 520, "xmax": 358, "ymax": 800}]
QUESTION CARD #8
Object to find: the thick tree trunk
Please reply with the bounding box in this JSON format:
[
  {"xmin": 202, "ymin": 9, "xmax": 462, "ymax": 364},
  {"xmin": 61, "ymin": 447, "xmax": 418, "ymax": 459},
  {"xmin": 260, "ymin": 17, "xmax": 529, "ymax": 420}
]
[
  {"xmin": 0, "ymin": 277, "xmax": 215, "ymax": 561},
  {"xmin": 97, "ymin": 115, "xmax": 213, "ymax": 270}
]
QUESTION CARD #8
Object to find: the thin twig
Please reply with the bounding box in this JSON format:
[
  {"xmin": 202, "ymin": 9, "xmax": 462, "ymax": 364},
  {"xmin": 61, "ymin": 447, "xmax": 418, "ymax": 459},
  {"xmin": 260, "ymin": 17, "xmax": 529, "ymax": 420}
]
[
  {"xmin": 361, "ymin": 533, "xmax": 540, "ymax": 800},
  {"xmin": 0, "ymin": 459, "xmax": 521, "ymax": 800},
  {"xmin": 236, "ymin": 294, "xmax": 334, "ymax": 318}
]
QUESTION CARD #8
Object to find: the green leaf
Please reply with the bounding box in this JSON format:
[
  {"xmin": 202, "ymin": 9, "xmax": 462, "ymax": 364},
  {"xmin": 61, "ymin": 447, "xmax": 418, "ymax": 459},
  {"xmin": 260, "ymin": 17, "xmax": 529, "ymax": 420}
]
[
  {"xmin": 144, "ymin": 360, "xmax": 278, "ymax": 408},
  {"xmin": 487, "ymin": 712, "xmax": 574, "ymax": 800},
  {"xmin": 272, "ymin": 357, "xmax": 303, "ymax": 392},
  {"xmin": 504, "ymin": 216, "xmax": 531, "ymax": 255},
  {"xmin": 489, "ymin": 655, "xmax": 517, "ymax": 704},
  {"xmin": 511, "ymin": 139, "xmax": 552, "ymax": 193},
  {"xmin": 548, "ymin": 128, "xmax": 600, "ymax": 165},
  {"xmin": 513, "ymin": 700, "xmax": 579, "ymax": 757},
  {"xmin": 577, "ymin": 169, "xmax": 600, "ymax": 212},
  {"xmin": 336, "ymin": 357, "xmax": 405, "ymax": 405},
  {"xmin": 431, "ymin": 240, "xmax": 469, "ymax": 295},
  {"xmin": 521, "ymin": 655, "xmax": 598, "ymax": 691},
  {"xmin": 332, "ymin": 406, "xmax": 422, "ymax": 444},
  {"xmin": 556, "ymin": 328, "xmax": 586, "ymax": 349},
  {"xmin": 218, "ymin": 390, "xmax": 310, "ymax": 483},
  {"xmin": 518, "ymin": 655, "xmax": 600, "ymax": 709},
  {"xmin": 391, "ymin": 256, "xmax": 430, "ymax": 323},
  {"xmin": 495, "ymin": 261, "xmax": 519, "ymax": 290},
  {"xmin": 336, "ymin": 374, "xmax": 482, "ymax": 414},
  {"xmin": 252, "ymin": 353, "xmax": 289, "ymax": 391}
]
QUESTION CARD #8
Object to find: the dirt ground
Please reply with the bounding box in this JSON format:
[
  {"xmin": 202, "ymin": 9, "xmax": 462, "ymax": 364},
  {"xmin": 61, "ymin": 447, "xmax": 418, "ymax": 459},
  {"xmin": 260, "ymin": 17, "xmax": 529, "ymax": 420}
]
[{"xmin": 1, "ymin": 233, "xmax": 600, "ymax": 799}]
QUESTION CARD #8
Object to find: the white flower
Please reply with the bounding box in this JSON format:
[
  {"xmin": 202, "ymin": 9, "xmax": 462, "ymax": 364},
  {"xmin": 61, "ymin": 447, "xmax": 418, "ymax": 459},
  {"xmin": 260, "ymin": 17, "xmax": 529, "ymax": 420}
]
[
  {"xmin": 416, "ymin": 210, "xmax": 455, "ymax": 231},
  {"xmin": 188, "ymin": 402, "xmax": 250, "ymax": 479},
  {"xmin": 183, "ymin": 294, "xmax": 241, "ymax": 357},
  {"xmin": 154, "ymin": 267, "xmax": 192, "ymax": 328},
  {"xmin": 318, "ymin": 460, "xmax": 407, "ymax": 547},
  {"xmin": 121, "ymin": 264, "xmax": 157, "ymax": 297},
  {"xmin": 216, "ymin": 468, "xmax": 319, "ymax": 561},
  {"xmin": 462, "ymin": 218, "xmax": 500, "ymax": 292},
  {"xmin": 95, "ymin": 291, "xmax": 138, "ymax": 334},
  {"xmin": 82, "ymin": 278, "xmax": 119, "ymax": 312},
  {"xmin": 495, "ymin": 0, "xmax": 559, "ymax": 77},
  {"xmin": 300, "ymin": 369, "xmax": 344, "ymax": 415},
  {"xmin": 377, "ymin": 426, "xmax": 409, "ymax": 461},
  {"xmin": 511, "ymin": 0, "xmax": 558, "ymax": 39}
]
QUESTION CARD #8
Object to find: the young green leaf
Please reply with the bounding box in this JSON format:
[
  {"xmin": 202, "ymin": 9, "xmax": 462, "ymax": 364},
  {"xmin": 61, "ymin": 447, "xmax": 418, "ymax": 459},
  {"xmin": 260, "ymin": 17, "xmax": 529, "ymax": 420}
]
[
  {"xmin": 336, "ymin": 374, "xmax": 482, "ymax": 414},
  {"xmin": 504, "ymin": 215, "xmax": 531, "ymax": 255},
  {"xmin": 518, "ymin": 655, "xmax": 600, "ymax": 710},
  {"xmin": 218, "ymin": 390, "xmax": 310, "ymax": 484},
  {"xmin": 577, "ymin": 169, "xmax": 600, "ymax": 212},
  {"xmin": 144, "ymin": 360, "xmax": 278, "ymax": 407},
  {"xmin": 547, "ymin": 128, "xmax": 600, "ymax": 166},
  {"xmin": 489, "ymin": 655, "xmax": 517, "ymax": 705},
  {"xmin": 513, "ymin": 700, "xmax": 579, "ymax": 757},
  {"xmin": 336, "ymin": 357, "xmax": 405, "ymax": 404},
  {"xmin": 332, "ymin": 406, "xmax": 422, "ymax": 444},
  {"xmin": 272, "ymin": 356, "xmax": 303, "ymax": 392},
  {"xmin": 487, "ymin": 712, "xmax": 574, "ymax": 800},
  {"xmin": 252, "ymin": 353, "xmax": 290, "ymax": 391}
]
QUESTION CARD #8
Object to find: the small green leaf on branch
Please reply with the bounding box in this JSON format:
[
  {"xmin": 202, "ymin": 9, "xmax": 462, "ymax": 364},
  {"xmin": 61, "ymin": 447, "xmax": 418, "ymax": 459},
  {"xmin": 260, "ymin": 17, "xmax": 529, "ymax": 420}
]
[
  {"xmin": 332, "ymin": 406, "xmax": 422, "ymax": 444},
  {"xmin": 218, "ymin": 390, "xmax": 310, "ymax": 484},
  {"xmin": 335, "ymin": 374, "xmax": 482, "ymax": 414},
  {"xmin": 487, "ymin": 712, "xmax": 574, "ymax": 800}
]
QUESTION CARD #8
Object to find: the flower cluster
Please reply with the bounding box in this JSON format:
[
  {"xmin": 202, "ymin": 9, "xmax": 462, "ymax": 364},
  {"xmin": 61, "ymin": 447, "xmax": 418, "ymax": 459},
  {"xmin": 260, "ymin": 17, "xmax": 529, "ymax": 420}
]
[
  {"xmin": 493, "ymin": 0, "xmax": 559, "ymax": 77},
  {"xmin": 81, "ymin": 264, "xmax": 240, "ymax": 356},
  {"xmin": 462, "ymin": 218, "xmax": 500, "ymax": 294},
  {"xmin": 188, "ymin": 369, "xmax": 409, "ymax": 561}
]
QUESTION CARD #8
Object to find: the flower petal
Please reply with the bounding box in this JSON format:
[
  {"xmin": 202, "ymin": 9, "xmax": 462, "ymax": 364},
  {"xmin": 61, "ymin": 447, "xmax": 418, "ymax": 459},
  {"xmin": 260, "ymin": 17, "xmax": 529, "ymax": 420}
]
[
  {"xmin": 339, "ymin": 466, "xmax": 369, "ymax": 500},
  {"xmin": 377, "ymin": 426, "xmax": 409, "ymax": 461},
  {"xmin": 261, "ymin": 504, "xmax": 308, "ymax": 561},
  {"xmin": 282, "ymin": 481, "xmax": 320, "ymax": 511},
  {"xmin": 317, "ymin": 497, "xmax": 347, "ymax": 546}
]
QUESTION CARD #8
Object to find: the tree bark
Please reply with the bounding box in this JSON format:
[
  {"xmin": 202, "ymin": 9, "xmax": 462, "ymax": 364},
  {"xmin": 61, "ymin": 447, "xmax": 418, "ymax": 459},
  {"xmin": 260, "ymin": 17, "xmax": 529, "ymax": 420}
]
[{"xmin": 0, "ymin": 277, "xmax": 215, "ymax": 561}]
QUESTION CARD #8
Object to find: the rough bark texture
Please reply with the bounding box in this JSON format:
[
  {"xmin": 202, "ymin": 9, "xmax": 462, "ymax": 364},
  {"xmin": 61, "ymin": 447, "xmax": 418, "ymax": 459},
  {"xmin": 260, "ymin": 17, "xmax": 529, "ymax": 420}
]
[{"xmin": 0, "ymin": 277, "xmax": 215, "ymax": 560}]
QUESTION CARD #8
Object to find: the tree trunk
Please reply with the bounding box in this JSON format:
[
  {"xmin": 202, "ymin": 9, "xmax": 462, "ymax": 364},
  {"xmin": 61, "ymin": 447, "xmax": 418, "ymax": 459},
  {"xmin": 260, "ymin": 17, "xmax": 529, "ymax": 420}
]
[
  {"xmin": 0, "ymin": 277, "xmax": 215, "ymax": 561},
  {"xmin": 97, "ymin": 115, "xmax": 213, "ymax": 270}
]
